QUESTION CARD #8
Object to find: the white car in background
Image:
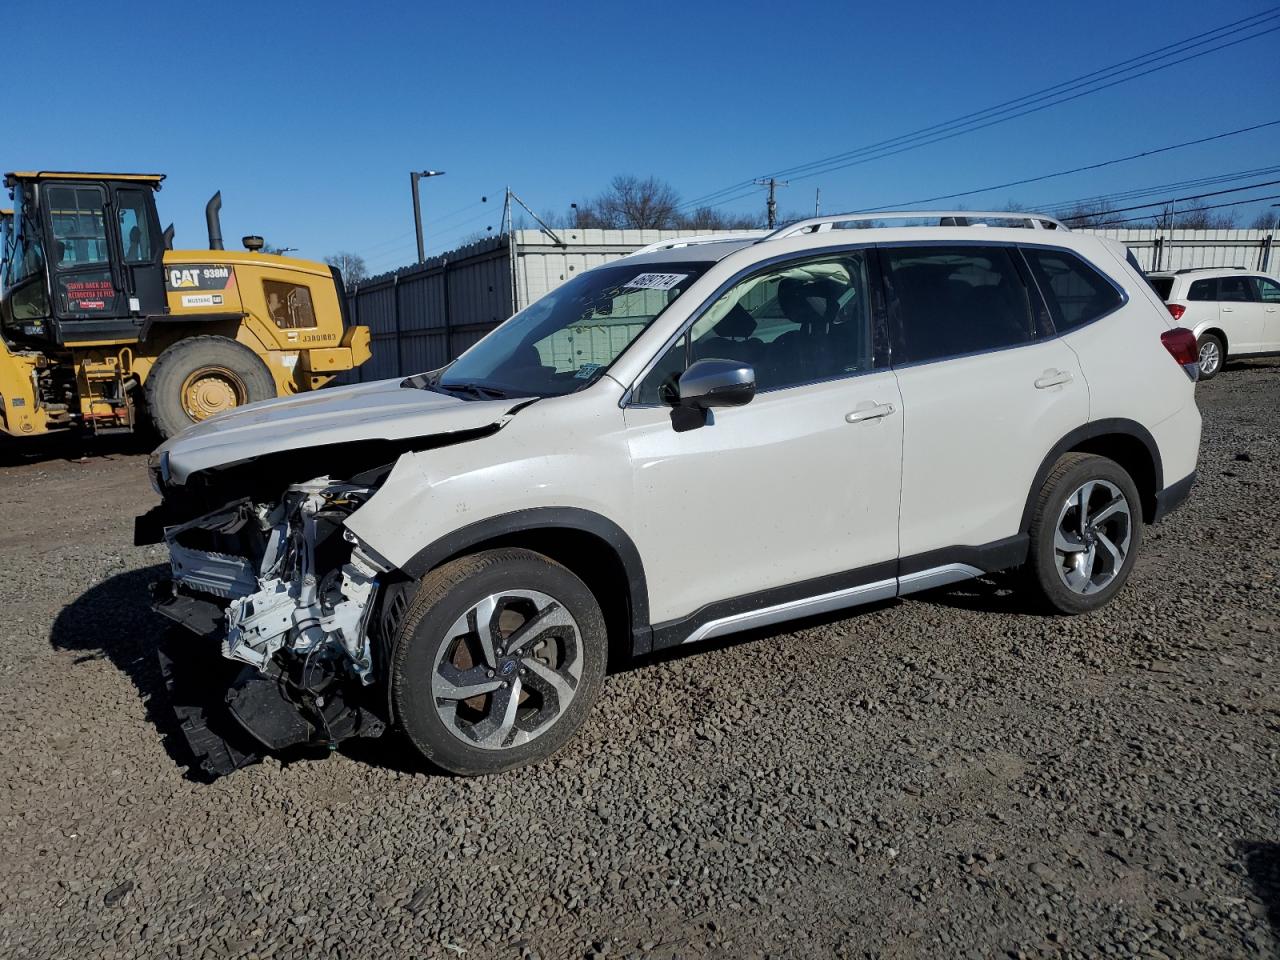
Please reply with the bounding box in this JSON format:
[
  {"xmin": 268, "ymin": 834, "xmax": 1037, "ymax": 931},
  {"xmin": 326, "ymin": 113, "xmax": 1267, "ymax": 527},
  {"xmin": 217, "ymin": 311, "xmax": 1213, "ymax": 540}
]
[
  {"xmin": 1148, "ymin": 267, "xmax": 1280, "ymax": 379},
  {"xmin": 139, "ymin": 210, "xmax": 1203, "ymax": 778}
]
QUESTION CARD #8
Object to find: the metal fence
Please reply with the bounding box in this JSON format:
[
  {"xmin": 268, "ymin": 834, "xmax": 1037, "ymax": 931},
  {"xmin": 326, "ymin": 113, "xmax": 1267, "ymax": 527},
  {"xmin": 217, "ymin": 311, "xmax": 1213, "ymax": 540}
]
[{"xmin": 344, "ymin": 227, "xmax": 1278, "ymax": 382}]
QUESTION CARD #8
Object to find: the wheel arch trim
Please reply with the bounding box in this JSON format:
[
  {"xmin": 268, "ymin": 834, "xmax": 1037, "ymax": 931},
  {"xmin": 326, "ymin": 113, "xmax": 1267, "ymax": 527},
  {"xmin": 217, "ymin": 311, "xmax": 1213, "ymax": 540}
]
[
  {"xmin": 1020, "ymin": 418, "xmax": 1164, "ymax": 529},
  {"xmin": 399, "ymin": 506, "xmax": 651, "ymax": 648}
]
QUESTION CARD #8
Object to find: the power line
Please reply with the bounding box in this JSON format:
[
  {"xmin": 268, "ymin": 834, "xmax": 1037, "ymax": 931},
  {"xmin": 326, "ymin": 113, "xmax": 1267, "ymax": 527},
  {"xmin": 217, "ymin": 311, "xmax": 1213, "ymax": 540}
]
[
  {"xmin": 678, "ymin": 8, "xmax": 1280, "ymax": 210},
  {"xmin": 1093, "ymin": 193, "xmax": 1280, "ymax": 226},
  {"xmin": 851, "ymin": 120, "xmax": 1280, "ymax": 210},
  {"xmin": 1040, "ymin": 165, "xmax": 1280, "ymax": 214},
  {"xmin": 1059, "ymin": 179, "xmax": 1280, "ymax": 221}
]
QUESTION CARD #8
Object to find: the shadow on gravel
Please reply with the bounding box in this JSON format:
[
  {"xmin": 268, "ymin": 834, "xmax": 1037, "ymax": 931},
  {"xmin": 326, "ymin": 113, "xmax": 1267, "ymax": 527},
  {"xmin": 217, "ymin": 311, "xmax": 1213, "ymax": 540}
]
[
  {"xmin": 0, "ymin": 431, "xmax": 155, "ymax": 468},
  {"xmin": 48, "ymin": 564, "xmax": 201, "ymax": 773},
  {"xmin": 1239, "ymin": 842, "xmax": 1280, "ymax": 942},
  {"xmin": 908, "ymin": 574, "xmax": 1044, "ymax": 616}
]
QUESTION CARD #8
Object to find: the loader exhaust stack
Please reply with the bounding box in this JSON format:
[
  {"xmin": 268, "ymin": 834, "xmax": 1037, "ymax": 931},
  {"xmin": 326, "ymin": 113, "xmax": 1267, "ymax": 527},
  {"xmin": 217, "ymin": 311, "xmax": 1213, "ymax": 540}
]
[{"xmin": 206, "ymin": 191, "xmax": 224, "ymax": 251}]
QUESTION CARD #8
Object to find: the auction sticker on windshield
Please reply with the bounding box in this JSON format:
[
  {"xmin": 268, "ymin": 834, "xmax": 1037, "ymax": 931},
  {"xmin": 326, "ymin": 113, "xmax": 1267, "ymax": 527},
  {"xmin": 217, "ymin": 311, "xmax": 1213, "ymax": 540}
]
[{"xmin": 624, "ymin": 273, "xmax": 688, "ymax": 291}]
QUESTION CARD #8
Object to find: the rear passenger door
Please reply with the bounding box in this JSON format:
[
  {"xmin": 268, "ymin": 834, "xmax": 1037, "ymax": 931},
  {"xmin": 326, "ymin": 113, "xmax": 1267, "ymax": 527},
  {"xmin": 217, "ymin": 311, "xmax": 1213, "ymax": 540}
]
[
  {"xmin": 1251, "ymin": 276, "xmax": 1280, "ymax": 349},
  {"xmin": 1216, "ymin": 275, "xmax": 1266, "ymax": 354},
  {"xmin": 882, "ymin": 244, "xmax": 1089, "ymax": 576}
]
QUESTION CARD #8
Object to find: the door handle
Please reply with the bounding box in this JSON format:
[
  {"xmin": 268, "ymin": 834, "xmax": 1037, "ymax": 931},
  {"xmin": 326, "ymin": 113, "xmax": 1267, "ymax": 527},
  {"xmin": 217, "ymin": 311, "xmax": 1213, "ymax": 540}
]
[
  {"xmin": 1222, "ymin": 306, "xmax": 1234, "ymax": 313},
  {"xmin": 846, "ymin": 402, "xmax": 895, "ymax": 423},
  {"xmin": 1034, "ymin": 369, "xmax": 1073, "ymax": 389},
  {"xmin": 1266, "ymin": 306, "xmax": 1277, "ymax": 313}
]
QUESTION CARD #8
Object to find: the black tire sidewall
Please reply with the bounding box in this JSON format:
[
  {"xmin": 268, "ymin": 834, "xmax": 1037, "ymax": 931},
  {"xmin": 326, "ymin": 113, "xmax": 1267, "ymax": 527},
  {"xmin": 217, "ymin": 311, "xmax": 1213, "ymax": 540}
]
[
  {"xmin": 1197, "ymin": 333, "xmax": 1224, "ymax": 381},
  {"xmin": 1030, "ymin": 456, "xmax": 1144, "ymax": 615},
  {"xmin": 145, "ymin": 336, "xmax": 277, "ymax": 438},
  {"xmin": 393, "ymin": 553, "xmax": 607, "ymax": 776}
]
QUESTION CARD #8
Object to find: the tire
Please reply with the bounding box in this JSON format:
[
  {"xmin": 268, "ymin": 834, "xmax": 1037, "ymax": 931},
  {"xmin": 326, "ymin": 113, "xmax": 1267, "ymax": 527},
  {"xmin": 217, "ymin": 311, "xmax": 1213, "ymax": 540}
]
[
  {"xmin": 1196, "ymin": 332, "xmax": 1224, "ymax": 380},
  {"xmin": 392, "ymin": 548, "xmax": 607, "ymax": 775},
  {"xmin": 144, "ymin": 336, "xmax": 276, "ymax": 439},
  {"xmin": 1023, "ymin": 453, "xmax": 1143, "ymax": 615}
]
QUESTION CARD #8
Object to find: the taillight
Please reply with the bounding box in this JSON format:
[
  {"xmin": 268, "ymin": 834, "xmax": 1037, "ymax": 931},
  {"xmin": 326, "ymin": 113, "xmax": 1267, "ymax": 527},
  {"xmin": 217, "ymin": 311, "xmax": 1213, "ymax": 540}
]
[
  {"xmin": 1166, "ymin": 303, "xmax": 1186, "ymax": 321},
  {"xmin": 1161, "ymin": 327, "xmax": 1199, "ymax": 381}
]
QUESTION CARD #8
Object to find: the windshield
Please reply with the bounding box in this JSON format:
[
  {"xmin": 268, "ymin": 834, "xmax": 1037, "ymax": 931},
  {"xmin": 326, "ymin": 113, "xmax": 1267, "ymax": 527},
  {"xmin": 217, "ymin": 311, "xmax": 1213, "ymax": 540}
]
[{"xmin": 437, "ymin": 261, "xmax": 712, "ymax": 397}]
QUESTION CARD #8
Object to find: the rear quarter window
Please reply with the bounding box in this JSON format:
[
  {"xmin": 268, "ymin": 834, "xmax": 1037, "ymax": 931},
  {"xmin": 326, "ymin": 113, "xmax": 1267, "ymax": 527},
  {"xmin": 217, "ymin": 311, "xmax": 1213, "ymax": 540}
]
[
  {"xmin": 1148, "ymin": 276, "xmax": 1174, "ymax": 300},
  {"xmin": 1187, "ymin": 279, "xmax": 1216, "ymax": 301},
  {"xmin": 1021, "ymin": 247, "xmax": 1123, "ymax": 333}
]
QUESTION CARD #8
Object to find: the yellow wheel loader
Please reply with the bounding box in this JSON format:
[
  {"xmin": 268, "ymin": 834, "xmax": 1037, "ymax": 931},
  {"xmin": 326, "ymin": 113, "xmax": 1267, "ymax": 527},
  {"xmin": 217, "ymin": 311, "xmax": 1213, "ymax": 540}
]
[{"xmin": 0, "ymin": 171, "xmax": 371, "ymax": 439}]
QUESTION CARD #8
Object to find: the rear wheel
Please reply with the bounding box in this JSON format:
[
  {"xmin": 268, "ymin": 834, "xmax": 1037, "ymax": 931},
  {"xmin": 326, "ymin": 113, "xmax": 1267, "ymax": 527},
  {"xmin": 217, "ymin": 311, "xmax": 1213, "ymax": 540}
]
[
  {"xmin": 392, "ymin": 548, "xmax": 607, "ymax": 775},
  {"xmin": 1197, "ymin": 333, "xmax": 1224, "ymax": 380},
  {"xmin": 1023, "ymin": 453, "xmax": 1143, "ymax": 615},
  {"xmin": 145, "ymin": 336, "xmax": 276, "ymax": 438}
]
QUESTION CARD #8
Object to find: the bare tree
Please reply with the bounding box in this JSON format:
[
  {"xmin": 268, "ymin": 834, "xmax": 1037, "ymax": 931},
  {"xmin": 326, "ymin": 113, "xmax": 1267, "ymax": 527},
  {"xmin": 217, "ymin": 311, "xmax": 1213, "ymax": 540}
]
[
  {"xmin": 1058, "ymin": 201, "xmax": 1125, "ymax": 228},
  {"xmin": 1153, "ymin": 201, "xmax": 1237, "ymax": 230},
  {"xmin": 576, "ymin": 175, "xmax": 682, "ymax": 229},
  {"xmin": 677, "ymin": 206, "xmax": 762, "ymax": 230},
  {"xmin": 324, "ymin": 251, "xmax": 368, "ymax": 286},
  {"xmin": 1247, "ymin": 208, "xmax": 1279, "ymax": 230}
]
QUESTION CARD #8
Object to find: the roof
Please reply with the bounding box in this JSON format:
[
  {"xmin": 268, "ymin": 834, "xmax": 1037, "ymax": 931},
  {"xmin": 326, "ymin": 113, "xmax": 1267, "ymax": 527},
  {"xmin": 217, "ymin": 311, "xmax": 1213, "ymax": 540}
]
[
  {"xmin": 4, "ymin": 171, "xmax": 165, "ymax": 188},
  {"xmin": 621, "ymin": 209, "xmax": 1076, "ymax": 267}
]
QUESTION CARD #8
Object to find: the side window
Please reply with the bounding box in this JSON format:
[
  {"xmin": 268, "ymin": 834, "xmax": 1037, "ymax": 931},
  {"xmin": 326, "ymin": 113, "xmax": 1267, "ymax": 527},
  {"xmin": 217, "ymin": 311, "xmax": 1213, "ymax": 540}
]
[
  {"xmin": 115, "ymin": 189, "xmax": 153, "ymax": 263},
  {"xmin": 1218, "ymin": 276, "xmax": 1251, "ymax": 302},
  {"xmin": 633, "ymin": 253, "xmax": 874, "ymax": 403},
  {"xmin": 264, "ymin": 280, "xmax": 317, "ymax": 328},
  {"xmin": 1021, "ymin": 247, "xmax": 1123, "ymax": 332},
  {"xmin": 1254, "ymin": 277, "xmax": 1280, "ymax": 302},
  {"xmin": 1187, "ymin": 279, "xmax": 1216, "ymax": 301},
  {"xmin": 46, "ymin": 185, "xmax": 110, "ymax": 268},
  {"xmin": 883, "ymin": 246, "xmax": 1034, "ymax": 364}
]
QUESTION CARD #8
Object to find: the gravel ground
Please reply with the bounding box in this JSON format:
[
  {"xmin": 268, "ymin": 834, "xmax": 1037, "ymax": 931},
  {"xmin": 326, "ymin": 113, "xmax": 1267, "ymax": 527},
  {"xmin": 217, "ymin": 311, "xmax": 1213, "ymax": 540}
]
[{"xmin": 1, "ymin": 361, "xmax": 1278, "ymax": 960}]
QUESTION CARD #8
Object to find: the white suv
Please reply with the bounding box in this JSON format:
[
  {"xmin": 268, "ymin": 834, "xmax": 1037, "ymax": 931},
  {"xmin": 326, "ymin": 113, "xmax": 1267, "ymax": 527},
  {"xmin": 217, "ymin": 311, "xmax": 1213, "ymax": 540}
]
[
  {"xmin": 1148, "ymin": 267, "xmax": 1280, "ymax": 379},
  {"xmin": 139, "ymin": 211, "xmax": 1202, "ymax": 777}
]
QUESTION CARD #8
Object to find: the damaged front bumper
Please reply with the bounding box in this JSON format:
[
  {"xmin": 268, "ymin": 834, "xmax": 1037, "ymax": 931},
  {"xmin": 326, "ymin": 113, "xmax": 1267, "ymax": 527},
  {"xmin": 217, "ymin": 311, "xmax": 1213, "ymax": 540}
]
[{"xmin": 148, "ymin": 478, "xmax": 392, "ymax": 777}]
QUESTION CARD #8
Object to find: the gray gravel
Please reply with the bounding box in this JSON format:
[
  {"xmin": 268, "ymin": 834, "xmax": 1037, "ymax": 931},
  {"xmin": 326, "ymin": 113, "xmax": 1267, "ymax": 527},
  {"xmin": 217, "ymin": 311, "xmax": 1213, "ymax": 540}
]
[{"xmin": 1, "ymin": 360, "xmax": 1278, "ymax": 960}]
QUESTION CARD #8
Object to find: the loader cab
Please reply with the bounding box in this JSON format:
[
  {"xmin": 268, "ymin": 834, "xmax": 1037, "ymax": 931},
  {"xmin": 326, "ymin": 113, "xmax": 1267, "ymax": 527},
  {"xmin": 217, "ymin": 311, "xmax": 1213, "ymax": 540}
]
[{"xmin": 1, "ymin": 172, "xmax": 167, "ymax": 346}]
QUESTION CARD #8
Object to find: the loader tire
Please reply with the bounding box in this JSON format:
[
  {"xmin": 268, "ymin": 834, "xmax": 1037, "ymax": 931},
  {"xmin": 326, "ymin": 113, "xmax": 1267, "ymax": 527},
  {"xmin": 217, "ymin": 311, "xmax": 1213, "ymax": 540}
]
[{"xmin": 145, "ymin": 336, "xmax": 276, "ymax": 439}]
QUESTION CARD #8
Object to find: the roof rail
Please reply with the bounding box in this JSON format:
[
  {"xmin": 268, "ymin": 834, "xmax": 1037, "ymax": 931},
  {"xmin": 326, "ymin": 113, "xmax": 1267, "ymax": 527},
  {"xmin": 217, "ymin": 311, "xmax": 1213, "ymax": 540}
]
[
  {"xmin": 766, "ymin": 210, "xmax": 1068, "ymax": 239},
  {"xmin": 1172, "ymin": 265, "xmax": 1246, "ymax": 274},
  {"xmin": 630, "ymin": 231, "xmax": 769, "ymax": 256}
]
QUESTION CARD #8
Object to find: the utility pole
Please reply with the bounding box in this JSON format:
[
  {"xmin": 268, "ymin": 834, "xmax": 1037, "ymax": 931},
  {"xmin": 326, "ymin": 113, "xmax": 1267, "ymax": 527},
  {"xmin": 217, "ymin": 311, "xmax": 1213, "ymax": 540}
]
[
  {"xmin": 410, "ymin": 169, "xmax": 446, "ymax": 263},
  {"xmin": 754, "ymin": 177, "xmax": 789, "ymax": 229},
  {"xmin": 814, "ymin": 187, "xmax": 821, "ymax": 217}
]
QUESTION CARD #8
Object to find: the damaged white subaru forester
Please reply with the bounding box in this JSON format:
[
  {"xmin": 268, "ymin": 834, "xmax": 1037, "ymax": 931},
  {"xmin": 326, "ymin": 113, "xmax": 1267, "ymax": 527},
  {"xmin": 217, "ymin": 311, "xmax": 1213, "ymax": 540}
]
[{"xmin": 139, "ymin": 211, "xmax": 1202, "ymax": 778}]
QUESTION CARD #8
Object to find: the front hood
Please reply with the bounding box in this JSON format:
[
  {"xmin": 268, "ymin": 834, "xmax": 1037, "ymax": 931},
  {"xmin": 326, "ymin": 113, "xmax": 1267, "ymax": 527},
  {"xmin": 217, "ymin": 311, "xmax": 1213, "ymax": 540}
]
[{"xmin": 158, "ymin": 377, "xmax": 532, "ymax": 483}]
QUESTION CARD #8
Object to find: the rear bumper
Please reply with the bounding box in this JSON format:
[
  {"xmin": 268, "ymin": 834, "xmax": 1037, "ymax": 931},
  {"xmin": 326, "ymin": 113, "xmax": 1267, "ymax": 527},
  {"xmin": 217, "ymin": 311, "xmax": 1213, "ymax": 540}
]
[{"xmin": 1153, "ymin": 470, "xmax": 1195, "ymax": 523}]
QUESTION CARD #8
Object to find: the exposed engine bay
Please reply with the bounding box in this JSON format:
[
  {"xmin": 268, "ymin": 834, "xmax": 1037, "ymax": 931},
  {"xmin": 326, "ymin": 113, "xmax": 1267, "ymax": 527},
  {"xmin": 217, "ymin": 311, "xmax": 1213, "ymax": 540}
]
[{"xmin": 148, "ymin": 474, "xmax": 398, "ymax": 777}]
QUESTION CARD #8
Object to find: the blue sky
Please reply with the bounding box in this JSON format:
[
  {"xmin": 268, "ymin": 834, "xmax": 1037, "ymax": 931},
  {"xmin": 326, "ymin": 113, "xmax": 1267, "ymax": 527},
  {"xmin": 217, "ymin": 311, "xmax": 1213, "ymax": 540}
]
[{"xmin": 9, "ymin": 0, "xmax": 1279, "ymax": 274}]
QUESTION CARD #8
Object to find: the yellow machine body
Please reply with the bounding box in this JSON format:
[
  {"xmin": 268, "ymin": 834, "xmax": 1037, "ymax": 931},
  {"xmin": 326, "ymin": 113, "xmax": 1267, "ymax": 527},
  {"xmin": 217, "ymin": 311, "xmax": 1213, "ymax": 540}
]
[{"xmin": 0, "ymin": 171, "xmax": 371, "ymax": 438}]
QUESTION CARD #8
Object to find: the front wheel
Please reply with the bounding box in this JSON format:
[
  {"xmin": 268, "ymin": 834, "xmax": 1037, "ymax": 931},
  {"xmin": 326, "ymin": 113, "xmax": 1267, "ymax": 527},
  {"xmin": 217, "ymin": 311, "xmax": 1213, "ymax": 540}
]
[
  {"xmin": 1023, "ymin": 453, "xmax": 1143, "ymax": 615},
  {"xmin": 391, "ymin": 548, "xmax": 607, "ymax": 775},
  {"xmin": 1197, "ymin": 333, "xmax": 1224, "ymax": 380}
]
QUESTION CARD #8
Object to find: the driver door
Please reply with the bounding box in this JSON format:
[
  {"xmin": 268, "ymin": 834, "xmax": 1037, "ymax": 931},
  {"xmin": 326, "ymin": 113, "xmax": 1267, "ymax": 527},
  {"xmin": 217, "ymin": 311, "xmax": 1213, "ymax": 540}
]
[{"xmin": 622, "ymin": 251, "xmax": 903, "ymax": 638}]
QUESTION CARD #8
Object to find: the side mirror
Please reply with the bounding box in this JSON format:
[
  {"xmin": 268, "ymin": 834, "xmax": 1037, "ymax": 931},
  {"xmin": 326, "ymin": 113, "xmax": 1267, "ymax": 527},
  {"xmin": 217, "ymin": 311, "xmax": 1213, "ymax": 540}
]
[{"xmin": 671, "ymin": 358, "xmax": 755, "ymax": 431}]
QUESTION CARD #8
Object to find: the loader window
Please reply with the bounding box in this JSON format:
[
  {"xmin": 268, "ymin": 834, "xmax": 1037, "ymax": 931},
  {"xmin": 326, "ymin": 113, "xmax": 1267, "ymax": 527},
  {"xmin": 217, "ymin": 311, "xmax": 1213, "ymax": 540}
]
[
  {"xmin": 47, "ymin": 186, "xmax": 110, "ymax": 268},
  {"xmin": 264, "ymin": 279, "xmax": 318, "ymax": 328},
  {"xmin": 115, "ymin": 189, "xmax": 154, "ymax": 263}
]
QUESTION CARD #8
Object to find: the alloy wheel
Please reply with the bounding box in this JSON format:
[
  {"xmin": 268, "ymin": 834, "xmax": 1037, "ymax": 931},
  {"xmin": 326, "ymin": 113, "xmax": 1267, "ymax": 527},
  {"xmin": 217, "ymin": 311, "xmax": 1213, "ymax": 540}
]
[
  {"xmin": 430, "ymin": 590, "xmax": 582, "ymax": 750},
  {"xmin": 1054, "ymin": 479, "xmax": 1133, "ymax": 595},
  {"xmin": 1198, "ymin": 339, "xmax": 1221, "ymax": 376}
]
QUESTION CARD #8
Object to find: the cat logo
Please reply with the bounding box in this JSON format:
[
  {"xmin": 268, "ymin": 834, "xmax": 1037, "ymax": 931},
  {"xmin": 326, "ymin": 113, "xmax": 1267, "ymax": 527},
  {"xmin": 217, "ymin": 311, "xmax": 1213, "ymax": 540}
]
[{"xmin": 166, "ymin": 265, "xmax": 234, "ymax": 291}]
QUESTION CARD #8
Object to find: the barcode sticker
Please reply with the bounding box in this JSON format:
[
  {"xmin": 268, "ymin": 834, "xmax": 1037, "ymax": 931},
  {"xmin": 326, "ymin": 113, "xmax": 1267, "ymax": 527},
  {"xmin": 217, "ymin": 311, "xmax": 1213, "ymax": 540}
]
[{"xmin": 624, "ymin": 273, "xmax": 688, "ymax": 291}]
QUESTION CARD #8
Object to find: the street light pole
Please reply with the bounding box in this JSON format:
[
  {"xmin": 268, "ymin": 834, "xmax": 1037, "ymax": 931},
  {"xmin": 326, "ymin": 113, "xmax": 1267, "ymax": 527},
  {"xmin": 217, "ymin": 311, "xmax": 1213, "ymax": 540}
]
[{"xmin": 411, "ymin": 169, "xmax": 446, "ymax": 264}]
